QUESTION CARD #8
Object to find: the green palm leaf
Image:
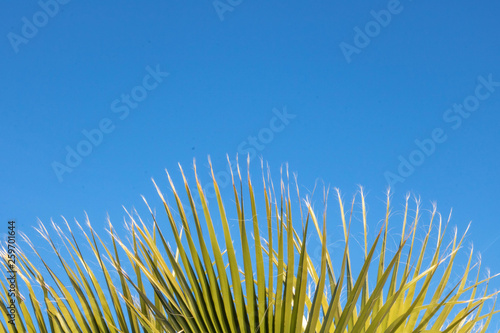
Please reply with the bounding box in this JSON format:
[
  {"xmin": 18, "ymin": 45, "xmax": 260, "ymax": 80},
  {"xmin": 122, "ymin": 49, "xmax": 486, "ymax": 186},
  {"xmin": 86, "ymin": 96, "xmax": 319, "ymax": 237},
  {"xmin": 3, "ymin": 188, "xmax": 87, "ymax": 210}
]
[{"xmin": 1, "ymin": 158, "xmax": 498, "ymax": 333}]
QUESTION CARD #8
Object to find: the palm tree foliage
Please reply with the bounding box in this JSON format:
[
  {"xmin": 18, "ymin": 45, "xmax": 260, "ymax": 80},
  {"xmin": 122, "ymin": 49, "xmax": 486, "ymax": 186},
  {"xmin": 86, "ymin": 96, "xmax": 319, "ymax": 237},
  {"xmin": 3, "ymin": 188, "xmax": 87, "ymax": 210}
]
[{"xmin": 1, "ymin": 157, "xmax": 498, "ymax": 332}]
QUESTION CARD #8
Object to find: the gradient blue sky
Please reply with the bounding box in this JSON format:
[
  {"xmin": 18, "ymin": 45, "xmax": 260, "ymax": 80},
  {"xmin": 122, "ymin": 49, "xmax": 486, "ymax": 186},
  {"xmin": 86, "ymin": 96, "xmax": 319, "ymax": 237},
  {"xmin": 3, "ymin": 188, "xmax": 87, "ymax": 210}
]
[{"xmin": 1, "ymin": 0, "xmax": 500, "ymax": 310}]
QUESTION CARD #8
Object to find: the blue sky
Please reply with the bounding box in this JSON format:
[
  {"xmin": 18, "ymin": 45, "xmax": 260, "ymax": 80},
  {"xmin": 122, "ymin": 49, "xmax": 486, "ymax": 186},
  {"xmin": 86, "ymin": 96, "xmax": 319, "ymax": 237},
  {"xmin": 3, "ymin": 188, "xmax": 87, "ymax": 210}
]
[{"xmin": 1, "ymin": 0, "xmax": 500, "ymax": 318}]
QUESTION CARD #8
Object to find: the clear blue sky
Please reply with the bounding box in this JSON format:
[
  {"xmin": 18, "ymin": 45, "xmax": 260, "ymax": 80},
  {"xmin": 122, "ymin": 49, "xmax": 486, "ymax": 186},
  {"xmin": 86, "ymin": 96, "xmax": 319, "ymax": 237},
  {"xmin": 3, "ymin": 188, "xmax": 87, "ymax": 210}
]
[{"xmin": 1, "ymin": 0, "xmax": 500, "ymax": 307}]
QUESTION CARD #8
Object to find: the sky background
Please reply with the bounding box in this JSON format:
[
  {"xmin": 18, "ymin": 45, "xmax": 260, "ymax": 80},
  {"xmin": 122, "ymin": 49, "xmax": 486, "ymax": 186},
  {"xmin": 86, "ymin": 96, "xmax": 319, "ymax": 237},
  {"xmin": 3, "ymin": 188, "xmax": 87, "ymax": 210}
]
[{"xmin": 1, "ymin": 0, "xmax": 500, "ymax": 323}]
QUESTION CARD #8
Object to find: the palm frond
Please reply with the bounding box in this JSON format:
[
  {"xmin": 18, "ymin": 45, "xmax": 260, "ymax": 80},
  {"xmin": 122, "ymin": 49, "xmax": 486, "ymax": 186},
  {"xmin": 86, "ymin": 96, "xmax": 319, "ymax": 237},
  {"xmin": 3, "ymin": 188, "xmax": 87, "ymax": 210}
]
[{"xmin": 1, "ymin": 157, "xmax": 498, "ymax": 333}]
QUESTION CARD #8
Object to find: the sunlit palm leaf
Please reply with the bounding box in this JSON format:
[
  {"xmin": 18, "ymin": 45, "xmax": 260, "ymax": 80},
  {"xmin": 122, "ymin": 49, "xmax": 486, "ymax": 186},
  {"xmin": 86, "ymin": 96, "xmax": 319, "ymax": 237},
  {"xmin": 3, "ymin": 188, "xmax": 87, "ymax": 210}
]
[{"xmin": 1, "ymin": 157, "xmax": 498, "ymax": 333}]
